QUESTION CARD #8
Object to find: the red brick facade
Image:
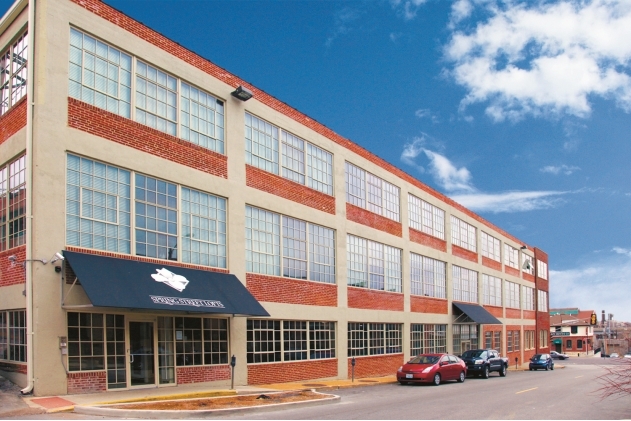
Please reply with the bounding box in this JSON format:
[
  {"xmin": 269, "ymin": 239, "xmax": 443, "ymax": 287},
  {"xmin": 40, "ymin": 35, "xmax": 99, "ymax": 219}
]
[
  {"xmin": 67, "ymin": 98, "xmax": 228, "ymax": 179},
  {"xmin": 245, "ymin": 165, "xmax": 335, "ymax": 215},
  {"xmin": 506, "ymin": 308, "xmax": 522, "ymax": 319},
  {"xmin": 347, "ymin": 287, "xmax": 404, "ymax": 311},
  {"xmin": 482, "ymin": 256, "xmax": 501, "ymax": 271},
  {"xmin": 246, "ymin": 273, "xmax": 337, "ymax": 307},
  {"xmin": 176, "ymin": 365, "xmax": 231, "ymax": 385},
  {"xmin": 346, "ymin": 203, "xmax": 402, "ymax": 237},
  {"xmin": 506, "ymin": 325, "xmax": 522, "ymax": 366},
  {"xmin": 0, "ymin": 361, "xmax": 27, "ymax": 373},
  {"xmin": 522, "ymin": 273, "xmax": 535, "ymax": 282},
  {"xmin": 523, "ymin": 310, "xmax": 536, "ymax": 319},
  {"xmin": 451, "ymin": 245, "xmax": 478, "ymax": 263},
  {"xmin": 65, "ymin": 246, "xmax": 229, "ymax": 273},
  {"xmin": 409, "ymin": 228, "xmax": 447, "ymax": 252},
  {"xmin": 505, "ymin": 266, "xmax": 520, "ymax": 277},
  {"xmin": 483, "ymin": 305, "xmax": 503, "ymax": 318},
  {"xmin": 0, "ymin": 246, "xmax": 26, "ymax": 287},
  {"xmin": 410, "ymin": 296, "xmax": 448, "ymax": 314},
  {"xmin": 347, "ymin": 354, "xmax": 403, "ymax": 378},
  {"xmin": 67, "ymin": 371, "xmax": 107, "ymax": 394},
  {"xmin": 247, "ymin": 359, "xmax": 338, "ymax": 385},
  {"xmin": 0, "ymin": 97, "xmax": 26, "ymax": 147}
]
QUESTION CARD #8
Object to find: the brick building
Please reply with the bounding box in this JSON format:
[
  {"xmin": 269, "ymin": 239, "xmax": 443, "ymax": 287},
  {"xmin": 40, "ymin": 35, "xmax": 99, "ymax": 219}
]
[
  {"xmin": 0, "ymin": 0, "xmax": 551, "ymax": 396},
  {"xmin": 549, "ymin": 309, "xmax": 595, "ymax": 356}
]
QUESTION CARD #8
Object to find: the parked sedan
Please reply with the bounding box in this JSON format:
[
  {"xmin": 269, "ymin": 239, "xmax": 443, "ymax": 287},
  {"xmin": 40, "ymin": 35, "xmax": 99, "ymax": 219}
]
[
  {"xmin": 550, "ymin": 351, "xmax": 569, "ymax": 360},
  {"xmin": 529, "ymin": 353, "xmax": 554, "ymax": 371},
  {"xmin": 610, "ymin": 353, "xmax": 619, "ymax": 358},
  {"xmin": 397, "ymin": 353, "xmax": 467, "ymax": 386}
]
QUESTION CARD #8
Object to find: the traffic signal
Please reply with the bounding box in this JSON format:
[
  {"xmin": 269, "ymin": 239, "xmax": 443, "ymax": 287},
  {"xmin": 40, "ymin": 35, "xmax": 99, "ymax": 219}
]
[{"xmin": 590, "ymin": 313, "xmax": 597, "ymax": 325}]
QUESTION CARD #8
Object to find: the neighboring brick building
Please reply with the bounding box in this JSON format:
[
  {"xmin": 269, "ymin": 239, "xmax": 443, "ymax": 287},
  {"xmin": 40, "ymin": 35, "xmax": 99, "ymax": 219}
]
[
  {"xmin": 0, "ymin": 0, "xmax": 551, "ymax": 396},
  {"xmin": 549, "ymin": 309, "xmax": 595, "ymax": 356}
]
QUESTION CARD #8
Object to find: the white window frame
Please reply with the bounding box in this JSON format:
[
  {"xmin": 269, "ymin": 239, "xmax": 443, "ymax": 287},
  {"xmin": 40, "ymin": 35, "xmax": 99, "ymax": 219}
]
[
  {"xmin": 522, "ymin": 286, "xmax": 535, "ymax": 311},
  {"xmin": 345, "ymin": 162, "xmax": 400, "ymax": 222},
  {"xmin": 347, "ymin": 234, "xmax": 401, "ymax": 292},
  {"xmin": 537, "ymin": 260, "xmax": 548, "ymax": 280},
  {"xmin": 450, "ymin": 216, "xmax": 477, "ymax": 252},
  {"xmin": 504, "ymin": 244, "xmax": 519, "ymax": 269},
  {"xmin": 481, "ymin": 232, "xmax": 500, "ymax": 262},
  {"xmin": 538, "ymin": 290, "xmax": 548, "ymax": 312},
  {"xmin": 482, "ymin": 274, "xmax": 502, "ymax": 307},
  {"xmin": 452, "ymin": 265, "xmax": 478, "ymax": 303},
  {"xmin": 1, "ymin": 30, "xmax": 28, "ymax": 115},
  {"xmin": 410, "ymin": 253, "xmax": 446, "ymax": 299},
  {"xmin": 505, "ymin": 281, "xmax": 520, "ymax": 309},
  {"xmin": 522, "ymin": 254, "xmax": 534, "ymax": 275},
  {"xmin": 408, "ymin": 194, "xmax": 445, "ymax": 240}
]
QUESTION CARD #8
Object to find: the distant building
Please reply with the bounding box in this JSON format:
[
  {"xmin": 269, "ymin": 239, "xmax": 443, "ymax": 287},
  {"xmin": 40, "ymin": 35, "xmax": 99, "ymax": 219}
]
[{"xmin": 549, "ymin": 309, "xmax": 595, "ymax": 355}]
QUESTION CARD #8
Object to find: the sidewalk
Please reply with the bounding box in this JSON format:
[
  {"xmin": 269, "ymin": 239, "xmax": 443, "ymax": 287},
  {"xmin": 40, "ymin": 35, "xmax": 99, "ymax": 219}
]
[{"xmin": 18, "ymin": 375, "xmax": 397, "ymax": 413}]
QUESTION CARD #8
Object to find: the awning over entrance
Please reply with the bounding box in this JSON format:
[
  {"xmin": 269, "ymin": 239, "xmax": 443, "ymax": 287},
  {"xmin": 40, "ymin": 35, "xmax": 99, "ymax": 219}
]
[
  {"xmin": 64, "ymin": 251, "xmax": 269, "ymax": 316},
  {"xmin": 553, "ymin": 339, "xmax": 562, "ymax": 345},
  {"xmin": 453, "ymin": 302, "xmax": 502, "ymax": 324}
]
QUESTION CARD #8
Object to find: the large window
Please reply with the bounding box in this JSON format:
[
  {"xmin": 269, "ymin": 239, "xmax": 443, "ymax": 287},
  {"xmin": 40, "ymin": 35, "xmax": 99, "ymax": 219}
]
[
  {"xmin": 345, "ymin": 162, "xmax": 400, "ymax": 221},
  {"xmin": 0, "ymin": 310, "xmax": 25, "ymax": 362},
  {"xmin": 66, "ymin": 154, "xmax": 131, "ymax": 253},
  {"xmin": 246, "ymin": 319, "xmax": 335, "ymax": 363},
  {"xmin": 540, "ymin": 329, "xmax": 548, "ymax": 348},
  {"xmin": 245, "ymin": 206, "xmax": 335, "ymax": 283},
  {"xmin": 538, "ymin": 290, "xmax": 548, "ymax": 311},
  {"xmin": 524, "ymin": 330, "xmax": 535, "ymax": 350},
  {"xmin": 410, "ymin": 324, "xmax": 447, "ymax": 355},
  {"xmin": 245, "ymin": 113, "xmax": 334, "ymax": 195},
  {"xmin": 410, "ymin": 253, "xmax": 446, "ymax": 298},
  {"xmin": 537, "ymin": 260, "xmax": 548, "ymax": 280},
  {"xmin": 66, "ymin": 154, "xmax": 226, "ymax": 268},
  {"xmin": 453, "ymin": 324, "xmax": 477, "ymax": 356},
  {"xmin": 484, "ymin": 331, "xmax": 502, "ymax": 352},
  {"xmin": 408, "ymin": 194, "xmax": 445, "ymax": 239},
  {"xmin": 504, "ymin": 244, "xmax": 519, "ymax": 269},
  {"xmin": 1, "ymin": 31, "xmax": 28, "ymax": 115},
  {"xmin": 452, "ymin": 266, "xmax": 478, "ymax": 303},
  {"xmin": 135, "ymin": 61, "xmax": 177, "ymax": 136},
  {"xmin": 68, "ymin": 28, "xmax": 131, "ymax": 118},
  {"xmin": 180, "ymin": 82, "xmax": 225, "ymax": 154},
  {"xmin": 451, "ymin": 216, "xmax": 477, "ymax": 252},
  {"xmin": 481, "ymin": 232, "xmax": 500, "ymax": 262},
  {"xmin": 347, "ymin": 234, "xmax": 401, "ymax": 292},
  {"xmin": 67, "ymin": 312, "xmax": 104, "ymax": 371},
  {"xmin": 348, "ymin": 323, "xmax": 402, "ymax": 356},
  {"xmin": 482, "ymin": 274, "xmax": 502, "ymax": 306},
  {"xmin": 505, "ymin": 281, "xmax": 520, "ymax": 309},
  {"xmin": 522, "ymin": 286, "xmax": 535, "ymax": 311},
  {"xmin": 0, "ymin": 155, "xmax": 26, "ymax": 250}
]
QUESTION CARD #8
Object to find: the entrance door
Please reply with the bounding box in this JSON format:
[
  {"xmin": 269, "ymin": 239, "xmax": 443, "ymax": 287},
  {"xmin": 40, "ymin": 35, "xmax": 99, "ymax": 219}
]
[
  {"xmin": 129, "ymin": 321, "xmax": 156, "ymax": 387},
  {"xmin": 461, "ymin": 341, "xmax": 472, "ymax": 352}
]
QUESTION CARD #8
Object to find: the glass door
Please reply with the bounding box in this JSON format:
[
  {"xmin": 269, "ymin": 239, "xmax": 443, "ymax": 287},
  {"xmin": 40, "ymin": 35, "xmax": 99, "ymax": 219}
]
[
  {"xmin": 129, "ymin": 321, "xmax": 156, "ymax": 387},
  {"xmin": 461, "ymin": 341, "xmax": 472, "ymax": 352}
]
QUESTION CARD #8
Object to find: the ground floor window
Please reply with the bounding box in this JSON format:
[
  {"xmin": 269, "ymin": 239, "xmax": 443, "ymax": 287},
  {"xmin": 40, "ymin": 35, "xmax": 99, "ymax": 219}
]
[
  {"xmin": 540, "ymin": 329, "xmax": 548, "ymax": 348},
  {"xmin": 524, "ymin": 330, "xmax": 535, "ymax": 350},
  {"xmin": 348, "ymin": 323, "xmax": 402, "ymax": 357},
  {"xmin": 484, "ymin": 330, "xmax": 502, "ymax": 353},
  {"xmin": 0, "ymin": 310, "xmax": 27, "ymax": 362},
  {"xmin": 566, "ymin": 339, "xmax": 572, "ymax": 349},
  {"xmin": 577, "ymin": 339, "xmax": 583, "ymax": 349},
  {"xmin": 453, "ymin": 324, "xmax": 478, "ymax": 356},
  {"xmin": 246, "ymin": 319, "xmax": 335, "ymax": 363},
  {"xmin": 410, "ymin": 324, "xmax": 446, "ymax": 355}
]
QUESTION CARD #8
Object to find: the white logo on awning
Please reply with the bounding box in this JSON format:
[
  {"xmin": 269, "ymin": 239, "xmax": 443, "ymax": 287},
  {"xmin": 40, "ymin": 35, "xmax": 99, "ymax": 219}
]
[
  {"xmin": 150, "ymin": 295, "xmax": 225, "ymax": 308},
  {"xmin": 151, "ymin": 268, "xmax": 189, "ymax": 292}
]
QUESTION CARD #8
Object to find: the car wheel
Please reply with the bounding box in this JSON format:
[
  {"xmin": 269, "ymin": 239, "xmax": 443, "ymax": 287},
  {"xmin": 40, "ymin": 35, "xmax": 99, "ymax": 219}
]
[
  {"xmin": 433, "ymin": 373, "xmax": 441, "ymax": 386},
  {"xmin": 551, "ymin": 365, "xmax": 554, "ymax": 371},
  {"xmin": 458, "ymin": 371, "xmax": 465, "ymax": 383},
  {"xmin": 499, "ymin": 365, "xmax": 507, "ymax": 377},
  {"xmin": 399, "ymin": 381, "xmax": 408, "ymax": 385},
  {"xmin": 483, "ymin": 367, "xmax": 490, "ymax": 379},
  {"xmin": 545, "ymin": 365, "xmax": 549, "ymax": 371}
]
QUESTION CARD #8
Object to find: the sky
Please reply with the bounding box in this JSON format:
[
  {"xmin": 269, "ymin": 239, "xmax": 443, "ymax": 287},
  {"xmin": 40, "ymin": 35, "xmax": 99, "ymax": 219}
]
[{"xmin": 6, "ymin": 0, "xmax": 631, "ymax": 320}]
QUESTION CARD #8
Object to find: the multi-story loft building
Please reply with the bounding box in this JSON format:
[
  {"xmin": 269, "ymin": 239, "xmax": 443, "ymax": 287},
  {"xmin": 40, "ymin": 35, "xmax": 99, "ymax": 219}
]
[{"xmin": 0, "ymin": 0, "xmax": 551, "ymax": 396}]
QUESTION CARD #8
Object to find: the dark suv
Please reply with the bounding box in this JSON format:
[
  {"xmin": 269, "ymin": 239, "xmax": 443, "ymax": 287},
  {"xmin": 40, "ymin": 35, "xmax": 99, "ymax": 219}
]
[{"xmin": 460, "ymin": 349, "xmax": 508, "ymax": 378}]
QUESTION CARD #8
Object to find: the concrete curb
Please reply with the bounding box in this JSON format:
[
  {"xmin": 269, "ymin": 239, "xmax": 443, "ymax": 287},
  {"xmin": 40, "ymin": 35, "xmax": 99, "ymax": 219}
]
[{"xmin": 74, "ymin": 390, "xmax": 340, "ymax": 418}]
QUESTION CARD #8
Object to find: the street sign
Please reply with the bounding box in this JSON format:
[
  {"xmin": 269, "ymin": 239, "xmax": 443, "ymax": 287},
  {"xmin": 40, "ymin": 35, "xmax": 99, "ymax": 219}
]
[
  {"xmin": 590, "ymin": 313, "xmax": 597, "ymax": 325},
  {"xmin": 551, "ymin": 332, "xmax": 570, "ymax": 336}
]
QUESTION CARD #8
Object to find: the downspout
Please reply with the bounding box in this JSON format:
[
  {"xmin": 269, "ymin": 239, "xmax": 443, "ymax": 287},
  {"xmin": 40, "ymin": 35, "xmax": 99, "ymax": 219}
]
[{"xmin": 21, "ymin": 0, "xmax": 35, "ymax": 395}]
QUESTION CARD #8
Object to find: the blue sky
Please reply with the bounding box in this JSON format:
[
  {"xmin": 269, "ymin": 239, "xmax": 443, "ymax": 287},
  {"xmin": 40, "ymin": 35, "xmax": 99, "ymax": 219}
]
[{"xmin": 7, "ymin": 0, "xmax": 631, "ymax": 320}]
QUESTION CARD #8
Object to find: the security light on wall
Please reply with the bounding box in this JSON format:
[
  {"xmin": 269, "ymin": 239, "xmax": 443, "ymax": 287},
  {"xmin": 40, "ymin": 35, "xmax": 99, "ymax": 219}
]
[
  {"xmin": 49, "ymin": 252, "xmax": 65, "ymax": 264},
  {"xmin": 522, "ymin": 259, "xmax": 532, "ymax": 271},
  {"xmin": 7, "ymin": 251, "xmax": 64, "ymax": 267},
  {"xmin": 231, "ymin": 85, "xmax": 253, "ymax": 101},
  {"xmin": 520, "ymin": 245, "xmax": 527, "ymax": 250}
]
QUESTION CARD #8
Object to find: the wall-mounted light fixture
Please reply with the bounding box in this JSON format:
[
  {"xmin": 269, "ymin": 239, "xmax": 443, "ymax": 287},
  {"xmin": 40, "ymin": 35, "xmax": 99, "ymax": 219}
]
[
  {"xmin": 520, "ymin": 245, "xmax": 527, "ymax": 250},
  {"xmin": 231, "ymin": 85, "xmax": 253, "ymax": 101},
  {"xmin": 7, "ymin": 251, "xmax": 64, "ymax": 268}
]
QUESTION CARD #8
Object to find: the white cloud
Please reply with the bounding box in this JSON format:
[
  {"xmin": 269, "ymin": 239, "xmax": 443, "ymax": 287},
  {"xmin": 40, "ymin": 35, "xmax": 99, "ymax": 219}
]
[
  {"xmin": 450, "ymin": 190, "xmax": 566, "ymax": 212},
  {"xmin": 391, "ymin": 0, "xmax": 428, "ymax": 20},
  {"xmin": 445, "ymin": 0, "xmax": 631, "ymax": 121},
  {"xmin": 415, "ymin": 108, "xmax": 440, "ymax": 123},
  {"xmin": 550, "ymin": 252, "xmax": 631, "ymax": 322},
  {"xmin": 612, "ymin": 247, "xmax": 631, "ymax": 257},
  {"xmin": 326, "ymin": 7, "xmax": 362, "ymax": 47},
  {"xmin": 540, "ymin": 164, "xmax": 581, "ymax": 175},
  {"xmin": 401, "ymin": 138, "xmax": 569, "ymax": 212},
  {"xmin": 389, "ymin": 32, "xmax": 403, "ymax": 43},
  {"xmin": 449, "ymin": 0, "xmax": 474, "ymax": 27}
]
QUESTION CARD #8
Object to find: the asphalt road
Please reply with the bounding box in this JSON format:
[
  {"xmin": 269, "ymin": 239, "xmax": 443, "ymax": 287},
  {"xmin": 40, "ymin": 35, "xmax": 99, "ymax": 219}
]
[{"xmin": 6, "ymin": 358, "xmax": 631, "ymax": 420}]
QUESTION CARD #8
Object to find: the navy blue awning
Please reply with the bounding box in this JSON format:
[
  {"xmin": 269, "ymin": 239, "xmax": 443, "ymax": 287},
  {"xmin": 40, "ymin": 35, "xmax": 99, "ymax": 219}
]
[
  {"xmin": 453, "ymin": 302, "xmax": 502, "ymax": 324},
  {"xmin": 64, "ymin": 251, "xmax": 269, "ymax": 316}
]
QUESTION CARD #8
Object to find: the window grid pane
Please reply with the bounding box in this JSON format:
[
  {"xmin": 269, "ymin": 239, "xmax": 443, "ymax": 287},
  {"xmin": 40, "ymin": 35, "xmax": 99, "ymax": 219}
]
[
  {"xmin": 246, "ymin": 319, "xmax": 281, "ymax": 363},
  {"xmin": 245, "ymin": 113, "xmax": 279, "ymax": 174},
  {"xmin": 1, "ymin": 31, "xmax": 28, "ymax": 116},
  {"xmin": 135, "ymin": 174, "xmax": 178, "ymax": 261},
  {"xmin": 181, "ymin": 188, "xmax": 227, "ymax": 268},
  {"xmin": 306, "ymin": 144, "xmax": 333, "ymax": 196},
  {"xmin": 8, "ymin": 156, "xmax": 26, "ymax": 248},
  {"xmin": 382, "ymin": 181, "xmax": 400, "ymax": 222},
  {"xmin": 0, "ymin": 167, "xmax": 6, "ymax": 251},
  {"xmin": 309, "ymin": 223, "xmax": 335, "ymax": 284},
  {"xmin": 452, "ymin": 265, "xmax": 478, "ymax": 303},
  {"xmin": 203, "ymin": 318, "xmax": 228, "ymax": 365},
  {"xmin": 482, "ymin": 274, "xmax": 502, "ymax": 306},
  {"xmin": 347, "ymin": 235, "xmax": 367, "ymax": 287},
  {"xmin": 451, "ymin": 216, "xmax": 477, "ymax": 252},
  {"xmin": 410, "ymin": 253, "xmax": 446, "ymax": 298},
  {"xmin": 523, "ymin": 286, "xmax": 535, "ymax": 311},
  {"xmin": 347, "ymin": 323, "xmax": 367, "ymax": 356},
  {"xmin": 345, "ymin": 162, "xmax": 365, "ymax": 208},
  {"xmin": 368, "ymin": 323, "xmax": 384, "ymax": 355},
  {"xmin": 504, "ymin": 244, "xmax": 519, "ymax": 269},
  {"xmin": 106, "ymin": 314, "xmax": 127, "ymax": 388},
  {"xmin": 281, "ymin": 132, "xmax": 306, "ymax": 185},
  {"xmin": 0, "ymin": 312, "xmax": 6, "ymax": 360},
  {"xmin": 411, "ymin": 324, "xmax": 447, "ymax": 355},
  {"xmin": 67, "ymin": 312, "xmax": 104, "ymax": 371},
  {"xmin": 283, "ymin": 321, "xmax": 308, "ymax": 361},
  {"xmin": 366, "ymin": 173, "xmax": 382, "ymax": 216},
  {"xmin": 309, "ymin": 321, "xmax": 335, "ymax": 359},
  {"xmin": 245, "ymin": 206, "xmax": 280, "ymax": 276},
  {"xmin": 68, "ymin": 28, "xmax": 131, "ymax": 118},
  {"xmin": 481, "ymin": 232, "xmax": 500, "ymax": 261},
  {"xmin": 505, "ymin": 281, "xmax": 520, "ymax": 309},
  {"xmin": 66, "ymin": 154, "xmax": 131, "ymax": 254},
  {"xmin": 135, "ymin": 61, "xmax": 177, "ymax": 135},
  {"xmin": 282, "ymin": 216, "xmax": 307, "ymax": 280},
  {"xmin": 180, "ymin": 82, "xmax": 224, "ymax": 154},
  {"xmin": 174, "ymin": 317, "xmax": 202, "ymax": 366}
]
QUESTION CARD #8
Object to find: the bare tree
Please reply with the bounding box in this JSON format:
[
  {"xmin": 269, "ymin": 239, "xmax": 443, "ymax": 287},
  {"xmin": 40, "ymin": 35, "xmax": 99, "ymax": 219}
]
[{"xmin": 597, "ymin": 359, "xmax": 631, "ymax": 399}]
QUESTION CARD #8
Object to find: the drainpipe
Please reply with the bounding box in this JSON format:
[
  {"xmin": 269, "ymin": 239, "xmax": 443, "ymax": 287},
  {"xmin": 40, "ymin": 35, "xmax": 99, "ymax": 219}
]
[{"xmin": 21, "ymin": 0, "xmax": 36, "ymax": 395}]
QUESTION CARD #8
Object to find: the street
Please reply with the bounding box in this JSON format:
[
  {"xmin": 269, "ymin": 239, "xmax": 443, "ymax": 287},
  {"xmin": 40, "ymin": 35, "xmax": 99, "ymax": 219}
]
[{"xmin": 5, "ymin": 359, "xmax": 631, "ymax": 420}]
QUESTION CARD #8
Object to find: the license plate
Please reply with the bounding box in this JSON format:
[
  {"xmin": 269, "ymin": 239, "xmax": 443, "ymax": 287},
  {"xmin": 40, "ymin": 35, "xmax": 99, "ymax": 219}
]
[{"xmin": 406, "ymin": 374, "xmax": 413, "ymax": 379}]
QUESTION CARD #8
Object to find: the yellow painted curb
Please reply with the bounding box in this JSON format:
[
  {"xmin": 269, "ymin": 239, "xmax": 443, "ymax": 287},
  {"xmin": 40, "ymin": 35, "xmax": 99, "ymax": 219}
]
[{"xmin": 46, "ymin": 405, "xmax": 75, "ymax": 414}]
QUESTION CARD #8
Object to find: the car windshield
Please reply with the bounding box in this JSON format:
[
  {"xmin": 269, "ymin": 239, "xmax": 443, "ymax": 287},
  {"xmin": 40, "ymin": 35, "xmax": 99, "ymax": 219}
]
[
  {"xmin": 462, "ymin": 350, "xmax": 487, "ymax": 359},
  {"xmin": 409, "ymin": 355, "xmax": 440, "ymax": 364}
]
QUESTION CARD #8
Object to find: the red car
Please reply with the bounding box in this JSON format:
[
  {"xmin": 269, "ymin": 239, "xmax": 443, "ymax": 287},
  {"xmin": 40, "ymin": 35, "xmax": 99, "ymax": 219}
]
[{"xmin": 397, "ymin": 353, "xmax": 467, "ymax": 386}]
